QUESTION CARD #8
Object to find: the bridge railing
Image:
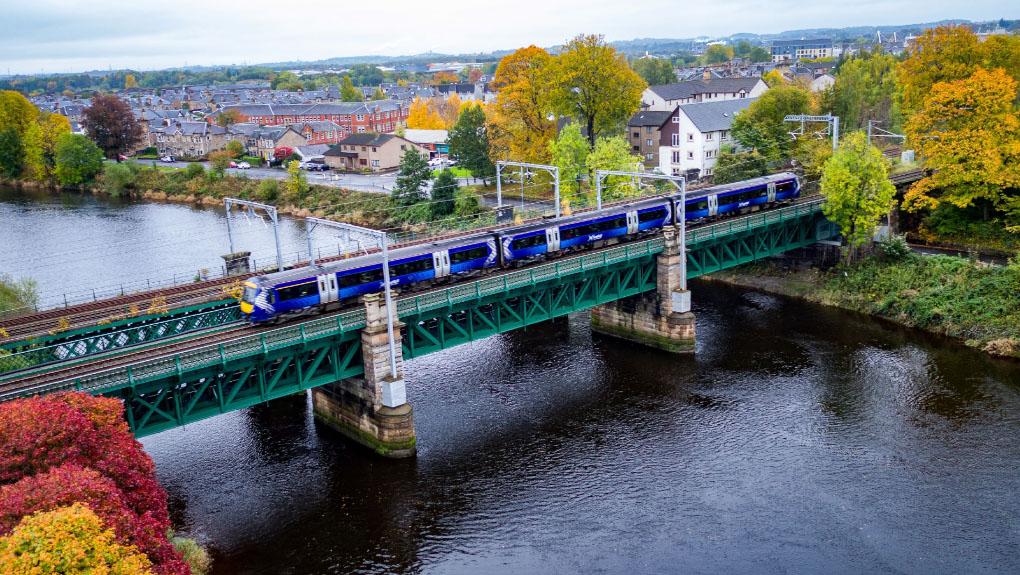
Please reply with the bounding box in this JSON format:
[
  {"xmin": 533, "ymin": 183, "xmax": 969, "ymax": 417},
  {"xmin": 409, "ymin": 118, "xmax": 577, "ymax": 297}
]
[{"xmin": 686, "ymin": 198, "xmax": 825, "ymax": 245}]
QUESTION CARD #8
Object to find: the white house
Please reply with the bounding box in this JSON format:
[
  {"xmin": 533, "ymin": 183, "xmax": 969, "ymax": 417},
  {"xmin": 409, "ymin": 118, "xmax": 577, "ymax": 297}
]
[
  {"xmin": 810, "ymin": 73, "xmax": 836, "ymax": 93},
  {"xmin": 658, "ymin": 98, "xmax": 756, "ymax": 179},
  {"xmin": 642, "ymin": 77, "xmax": 768, "ymax": 111}
]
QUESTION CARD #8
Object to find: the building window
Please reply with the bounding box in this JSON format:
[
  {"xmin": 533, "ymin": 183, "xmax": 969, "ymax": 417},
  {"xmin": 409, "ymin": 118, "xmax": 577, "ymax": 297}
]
[
  {"xmin": 645, "ymin": 139, "xmax": 653, "ymax": 147},
  {"xmin": 671, "ymin": 151, "xmax": 680, "ymax": 163},
  {"xmin": 671, "ymin": 133, "xmax": 679, "ymax": 147},
  {"xmin": 371, "ymin": 159, "xmax": 380, "ymax": 167},
  {"xmin": 687, "ymin": 133, "xmax": 694, "ymax": 142},
  {"xmin": 704, "ymin": 168, "xmax": 713, "ymax": 176},
  {"xmin": 645, "ymin": 126, "xmax": 653, "ymax": 133},
  {"xmin": 646, "ymin": 153, "xmax": 654, "ymax": 160},
  {"xmin": 358, "ymin": 127, "xmax": 366, "ymax": 133},
  {"xmin": 633, "ymin": 132, "xmax": 639, "ymax": 139},
  {"xmin": 356, "ymin": 114, "xmax": 364, "ymax": 121},
  {"xmin": 672, "ymin": 116, "xmax": 680, "ymax": 124},
  {"xmin": 633, "ymin": 145, "xmax": 640, "ymax": 152},
  {"xmin": 687, "ymin": 151, "xmax": 694, "ymax": 160},
  {"xmin": 706, "ymin": 132, "xmax": 713, "ymax": 141},
  {"xmin": 721, "ymin": 131, "xmax": 729, "ymax": 140}
]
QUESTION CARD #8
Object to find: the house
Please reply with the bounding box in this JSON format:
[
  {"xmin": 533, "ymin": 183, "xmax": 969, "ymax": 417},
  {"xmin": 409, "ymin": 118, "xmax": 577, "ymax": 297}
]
[
  {"xmin": 402, "ymin": 129, "xmax": 449, "ymax": 158},
  {"xmin": 150, "ymin": 121, "xmax": 227, "ymax": 159},
  {"xmin": 642, "ymin": 77, "xmax": 768, "ymax": 111},
  {"xmin": 323, "ymin": 133, "xmax": 428, "ymax": 172},
  {"xmin": 289, "ymin": 121, "xmax": 344, "ymax": 145},
  {"xmin": 252, "ymin": 126, "xmax": 308, "ymax": 160},
  {"xmin": 626, "ymin": 111, "xmax": 673, "ymax": 168},
  {"xmin": 769, "ymin": 38, "xmax": 833, "ymax": 63},
  {"xmin": 810, "ymin": 73, "xmax": 836, "ymax": 93},
  {"xmin": 657, "ymin": 98, "xmax": 756, "ymax": 180},
  {"xmin": 218, "ymin": 100, "xmax": 409, "ymax": 135},
  {"xmin": 295, "ymin": 144, "xmax": 331, "ymax": 162}
]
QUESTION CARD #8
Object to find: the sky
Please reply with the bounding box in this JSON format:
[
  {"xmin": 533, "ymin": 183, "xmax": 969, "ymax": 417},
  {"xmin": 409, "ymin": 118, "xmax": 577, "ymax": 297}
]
[{"xmin": 0, "ymin": 0, "xmax": 1015, "ymax": 74}]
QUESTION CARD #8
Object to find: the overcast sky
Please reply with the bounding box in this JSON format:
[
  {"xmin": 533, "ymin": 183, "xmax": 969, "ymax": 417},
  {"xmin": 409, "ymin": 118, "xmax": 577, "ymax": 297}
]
[{"xmin": 0, "ymin": 0, "xmax": 1014, "ymax": 74}]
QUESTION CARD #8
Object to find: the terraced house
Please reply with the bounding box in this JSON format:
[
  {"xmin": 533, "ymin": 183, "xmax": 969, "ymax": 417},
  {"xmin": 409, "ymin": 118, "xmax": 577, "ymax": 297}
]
[
  {"xmin": 150, "ymin": 120, "xmax": 227, "ymax": 159},
  {"xmin": 218, "ymin": 100, "xmax": 409, "ymax": 136}
]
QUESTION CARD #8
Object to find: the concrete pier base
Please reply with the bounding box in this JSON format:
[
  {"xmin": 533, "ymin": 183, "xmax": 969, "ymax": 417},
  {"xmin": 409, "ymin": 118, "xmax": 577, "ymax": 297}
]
[
  {"xmin": 312, "ymin": 293, "xmax": 416, "ymax": 457},
  {"xmin": 590, "ymin": 227, "xmax": 695, "ymax": 353}
]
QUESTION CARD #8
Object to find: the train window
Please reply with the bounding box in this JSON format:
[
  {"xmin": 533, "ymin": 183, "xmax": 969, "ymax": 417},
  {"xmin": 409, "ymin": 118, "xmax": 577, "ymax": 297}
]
[
  {"xmin": 777, "ymin": 181, "xmax": 794, "ymax": 192},
  {"xmin": 391, "ymin": 257, "xmax": 434, "ymax": 277},
  {"xmin": 339, "ymin": 268, "xmax": 384, "ymax": 288},
  {"xmin": 638, "ymin": 207, "xmax": 667, "ymax": 222},
  {"xmin": 276, "ymin": 282, "xmax": 317, "ymax": 301},
  {"xmin": 690, "ymin": 199, "xmax": 708, "ymax": 211},
  {"xmin": 560, "ymin": 226, "xmax": 581, "ymax": 240},
  {"xmin": 511, "ymin": 234, "xmax": 546, "ymax": 250},
  {"xmin": 450, "ymin": 245, "xmax": 489, "ymax": 264}
]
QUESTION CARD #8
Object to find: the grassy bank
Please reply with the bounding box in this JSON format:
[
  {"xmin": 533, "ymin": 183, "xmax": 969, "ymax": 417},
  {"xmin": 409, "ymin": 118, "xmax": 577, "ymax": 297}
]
[{"xmin": 710, "ymin": 253, "xmax": 1020, "ymax": 359}]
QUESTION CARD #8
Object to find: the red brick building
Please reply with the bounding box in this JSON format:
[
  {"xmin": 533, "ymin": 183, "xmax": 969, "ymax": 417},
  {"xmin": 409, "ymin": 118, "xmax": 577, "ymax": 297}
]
[{"xmin": 218, "ymin": 101, "xmax": 408, "ymax": 137}]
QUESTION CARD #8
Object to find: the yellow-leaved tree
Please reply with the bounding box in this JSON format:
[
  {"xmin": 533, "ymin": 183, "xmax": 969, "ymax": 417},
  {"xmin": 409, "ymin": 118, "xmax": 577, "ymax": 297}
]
[
  {"xmin": 406, "ymin": 97, "xmax": 445, "ymax": 130},
  {"xmin": 903, "ymin": 67, "xmax": 1020, "ymax": 218},
  {"xmin": 487, "ymin": 46, "xmax": 557, "ymax": 163},
  {"xmin": 0, "ymin": 503, "xmax": 154, "ymax": 575}
]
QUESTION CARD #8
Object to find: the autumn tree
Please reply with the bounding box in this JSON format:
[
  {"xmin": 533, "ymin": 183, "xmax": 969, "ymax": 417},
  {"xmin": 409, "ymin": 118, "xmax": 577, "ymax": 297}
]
[
  {"xmin": 731, "ymin": 84, "xmax": 812, "ymax": 161},
  {"xmin": 53, "ymin": 134, "xmax": 104, "ymax": 186},
  {"xmin": 225, "ymin": 139, "xmax": 245, "ymax": 159},
  {"xmin": 82, "ymin": 93, "xmax": 143, "ymax": 161},
  {"xmin": 467, "ymin": 68, "xmax": 484, "ymax": 83},
  {"xmin": 208, "ymin": 150, "xmax": 232, "ymax": 177},
  {"xmin": 548, "ymin": 122, "xmax": 589, "ymax": 200},
  {"xmin": 631, "ymin": 58, "xmax": 675, "ymax": 86},
  {"xmin": 546, "ymin": 34, "xmax": 646, "ymax": 148},
  {"xmin": 762, "ymin": 69, "xmax": 786, "ymax": 87},
  {"xmin": 903, "ymin": 67, "xmax": 1020, "ymax": 219},
  {"xmin": 447, "ymin": 104, "xmax": 494, "ymax": 183},
  {"xmin": 820, "ymin": 131, "xmax": 896, "ymax": 261},
  {"xmin": 488, "ymin": 46, "xmax": 557, "ymax": 162},
  {"xmin": 124, "ymin": 74, "xmax": 138, "ymax": 89},
  {"xmin": 0, "ymin": 91, "xmax": 69, "ymax": 180},
  {"xmin": 0, "ymin": 504, "xmax": 155, "ymax": 575},
  {"xmin": 0, "ymin": 129, "xmax": 23, "ymax": 178},
  {"xmin": 431, "ymin": 71, "xmax": 459, "ymax": 85},
  {"xmin": 825, "ymin": 49, "xmax": 901, "ymax": 132},
  {"xmin": 371, "ymin": 87, "xmax": 386, "ymax": 100},
  {"xmin": 283, "ymin": 160, "xmax": 309, "ymax": 203},
  {"xmin": 340, "ymin": 76, "xmax": 363, "ymax": 102},
  {"xmin": 217, "ymin": 108, "xmax": 243, "ymax": 127},
  {"xmin": 392, "ymin": 147, "xmax": 431, "ymax": 206},
  {"xmin": 702, "ymin": 44, "xmax": 735, "ymax": 65},
  {"xmin": 898, "ymin": 26, "xmax": 986, "ymax": 117},
  {"xmin": 406, "ymin": 97, "xmax": 445, "ymax": 129}
]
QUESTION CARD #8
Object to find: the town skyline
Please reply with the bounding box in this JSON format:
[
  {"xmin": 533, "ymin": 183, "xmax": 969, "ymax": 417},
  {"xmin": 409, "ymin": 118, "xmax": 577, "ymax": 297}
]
[{"xmin": 1, "ymin": 0, "xmax": 1015, "ymax": 74}]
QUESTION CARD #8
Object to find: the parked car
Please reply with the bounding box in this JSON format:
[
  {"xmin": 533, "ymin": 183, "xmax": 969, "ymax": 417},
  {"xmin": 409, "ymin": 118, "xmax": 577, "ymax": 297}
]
[
  {"xmin": 300, "ymin": 161, "xmax": 327, "ymax": 171},
  {"xmin": 160, "ymin": 156, "xmax": 175, "ymax": 163},
  {"xmin": 237, "ymin": 162, "xmax": 251, "ymax": 170},
  {"xmin": 229, "ymin": 161, "xmax": 238, "ymax": 169}
]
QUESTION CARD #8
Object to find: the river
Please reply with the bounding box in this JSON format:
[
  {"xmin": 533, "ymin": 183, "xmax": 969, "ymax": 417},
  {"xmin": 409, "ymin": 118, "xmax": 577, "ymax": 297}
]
[{"xmin": 4, "ymin": 187, "xmax": 1020, "ymax": 574}]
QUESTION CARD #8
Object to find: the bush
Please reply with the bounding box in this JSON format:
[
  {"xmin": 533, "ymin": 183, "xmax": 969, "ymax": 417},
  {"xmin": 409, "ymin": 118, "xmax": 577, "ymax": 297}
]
[
  {"xmin": 102, "ymin": 162, "xmax": 137, "ymax": 197},
  {"xmin": 0, "ymin": 274, "xmax": 37, "ymax": 315},
  {"xmin": 256, "ymin": 178, "xmax": 279, "ymax": 202},
  {"xmin": 184, "ymin": 162, "xmax": 205, "ymax": 180},
  {"xmin": 171, "ymin": 533, "xmax": 212, "ymax": 575},
  {"xmin": 877, "ymin": 235, "xmax": 913, "ymax": 261},
  {"xmin": 0, "ymin": 503, "xmax": 154, "ymax": 575}
]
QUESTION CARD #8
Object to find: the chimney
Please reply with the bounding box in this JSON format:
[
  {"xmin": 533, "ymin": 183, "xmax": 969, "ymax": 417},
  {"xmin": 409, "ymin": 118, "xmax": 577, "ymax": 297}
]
[{"xmin": 703, "ymin": 69, "xmax": 711, "ymax": 80}]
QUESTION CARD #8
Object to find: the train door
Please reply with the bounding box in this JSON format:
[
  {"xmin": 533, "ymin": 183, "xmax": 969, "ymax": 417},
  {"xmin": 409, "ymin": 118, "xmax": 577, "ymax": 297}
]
[
  {"xmin": 767, "ymin": 182, "xmax": 777, "ymax": 203},
  {"xmin": 545, "ymin": 227, "xmax": 561, "ymax": 252},
  {"xmin": 626, "ymin": 211, "xmax": 639, "ymax": 234},
  {"xmin": 317, "ymin": 273, "xmax": 338, "ymax": 304},
  {"xmin": 432, "ymin": 251, "xmax": 451, "ymax": 278},
  {"xmin": 708, "ymin": 195, "xmax": 719, "ymax": 217}
]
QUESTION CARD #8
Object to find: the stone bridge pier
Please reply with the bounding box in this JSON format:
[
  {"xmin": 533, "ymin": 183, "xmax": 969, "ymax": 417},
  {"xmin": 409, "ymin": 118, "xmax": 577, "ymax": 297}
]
[
  {"xmin": 590, "ymin": 227, "xmax": 695, "ymax": 353},
  {"xmin": 312, "ymin": 293, "xmax": 417, "ymax": 458}
]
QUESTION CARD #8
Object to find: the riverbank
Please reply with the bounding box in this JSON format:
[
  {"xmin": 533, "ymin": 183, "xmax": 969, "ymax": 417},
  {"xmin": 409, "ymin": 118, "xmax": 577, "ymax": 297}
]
[{"xmin": 705, "ymin": 253, "xmax": 1020, "ymax": 359}]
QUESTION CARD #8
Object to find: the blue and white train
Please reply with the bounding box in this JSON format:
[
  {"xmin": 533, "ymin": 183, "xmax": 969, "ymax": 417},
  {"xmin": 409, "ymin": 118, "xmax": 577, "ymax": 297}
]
[{"xmin": 240, "ymin": 172, "xmax": 800, "ymax": 323}]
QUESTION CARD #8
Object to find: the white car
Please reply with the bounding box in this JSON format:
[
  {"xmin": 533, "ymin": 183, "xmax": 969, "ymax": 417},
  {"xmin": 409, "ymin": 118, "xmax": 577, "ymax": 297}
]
[
  {"xmin": 237, "ymin": 161, "xmax": 251, "ymax": 169},
  {"xmin": 160, "ymin": 155, "xmax": 175, "ymax": 163}
]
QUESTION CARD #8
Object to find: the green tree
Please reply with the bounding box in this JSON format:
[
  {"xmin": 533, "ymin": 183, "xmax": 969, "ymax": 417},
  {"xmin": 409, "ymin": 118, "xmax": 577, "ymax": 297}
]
[
  {"xmin": 712, "ymin": 146, "xmax": 768, "ymax": 184},
  {"xmin": 208, "ymin": 151, "xmax": 232, "ymax": 178},
  {"xmin": 586, "ymin": 135, "xmax": 642, "ymax": 201},
  {"xmin": 371, "ymin": 87, "xmax": 387, "ymax": 101},
  {"xmin": 340, "ymin": 76, "xmax": 363, "ymax": 102},
  {"xmin": 431, "ymin": 169, "xmax": 458, "ymax": 219},
  {"xmin": 271, "ymin": 71, "xmax": 302, "ymax": 91},
  {"xmin": 826, "ymin": 50, "xmax": 901, "ymax": 132},
  {"xmin": 731, "ymin": 84, "xmax": 812, "ymax": 161},
  {"xmin": 350, "ymin": 64, "xmax": 385, "ymax": 86},
  {"xmin": 225, "ymin": 139, "xmax": 245, "ymax": 159},
  {"xmin": 284, "ymin": 160, "xmax": 309, "ymax": 203},
  {"xmin": 0, "ymin": 273, "xmax": 37, "ymax": 315},
  {"xmin": 547, "ymin": 34, "xmax": 646, "ymax": 148},
  {"xmin": 392, "ymin": 148, "xmax": 431, "ymax": 206},
  {"xmin": 631, "ymin": 58, "xmax": 675, "ymax": 86},
  {"xmin": 702, "ymin": 44, "xmax": 735, "ymax": 65},
  {"xmin": 548, "ymin": 122, "xmax": 589, "ymax": 199},
  {"xmin": 0, "ymin": 128, "xmax": 23, "ymax": 178},
  {"xmin": 820, "ymin": 131, "xmax": 896, "ymax": 261},
  {"xmin": 53, "ymin": 133, "xmax": 104, "ymax": 186},
  {"xmin": 447, "ymin": 104, "xmax": 494, "ymax": 183}
]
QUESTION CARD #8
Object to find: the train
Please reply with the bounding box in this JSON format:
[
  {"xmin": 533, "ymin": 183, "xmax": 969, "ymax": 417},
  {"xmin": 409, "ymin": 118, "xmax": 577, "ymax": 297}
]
[{"xmin": 239, "ymin": 172, "xmax": 801, "ymax": 323}]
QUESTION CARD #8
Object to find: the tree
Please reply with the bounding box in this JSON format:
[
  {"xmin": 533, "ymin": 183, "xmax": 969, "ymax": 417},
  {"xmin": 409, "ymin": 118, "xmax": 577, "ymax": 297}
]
[
  {"xmin": 903, "ymin": 67, "xmax": 1020, "ymax": 217},
  {"xmin": 702, "ymin": 44, "xmax": 735, "ymax": 65},
  {"xmin": 731, "ymin": 84, "xmax": 812, "ymax": 161},
  {"xmin": 826, "ymin": 50, "xmax": 901, "ymax": 132},
  {"xmin": 585, "ymin": 135, "xmax": 642, "ymax": 201},
  {"xmin": 820, "ymin": 131, "xmax": 895, "ymax": 260},
  {"xmin": 762, "ymin": 69, "xmax": 786, "ymax": 87},
  {"xmin": 0, "ymin": 90, "xmax": 37, "ymax": 137},
  {"xmin": 0, "ymin": 274, "xmax": 37, "ymax": 315},
  {"xmin": 36, "ymin": 113, "xmax": 71, "ymax": 178},
  {"xmin": 406, "ymin": 97, "xmax": 444, "ymax": 129},
  {"xmin": 340, "ymin": 76, "xmax": 363, "ymax": 102},
  {"xmin": 392, "ymin": 148, "xmax": 431, "ymax": 206},
  {"xmin": 273, "ymin": 146, "xmax": 294, "ymax": 163},
  {"xmin": 713, "ymin": 146, "xmax": 768, "ymax": 184},
  {"xmin": 431, "ymin": 71, "xmax": 459, "ymax": 85},
  {"xmin": 225, "ymin": 139, "xmax": 245, "ymax": 159},
  {"xmin": 371, "ymin": 87, "xmax": 386, "ymax": 101},
  {"xmin": 431, "ymin": 169, "xmax": 458, "ymax": 219},
  {"xmin": 81, "ymin": 94, "xmax": 143, "ymax": 161},
  {"xmin": 898, "ymin": 26, "xmax": 985, "ymax": 117},
  {"xmin": 734, "ymin": 41, "xmax": 771, "ymax": 63},
  {"xmin": 488, "ymin": 46, "xmax": 557, "ymax": 162},
  {"xmin": 631, "ymin": 58, "xmax": 675, "ymax": 86},
  {"xmin": 548, "ymin": 122, "xmax": 589, "ymax": 199},
  {"xmin": 53, "ymin": 133, "xmax": 103, "ymax": 186},
  {"xmin": 467, "ymin": 68, "xmax": 484, "ymax": 83},
  {"xmin": 350, "ymin": 64, "xmax": 384, "ymax": 86},
  {"xmin": 124, "ymin": 74, "xmax": 138, "ymax": 89},
  {"xmin": 283, "ymin": 160, "xmax": 309, "ymax": 203},
  {"xmin": 0, "ymin": 129, "xmax": 23, "ymax": 178},
  {"xmin": 271, "ymin": 71, "xmax": 302, "ymax": 91},
  {"xmin": 216, "ymin": 109, "xmax": 243, "ymax": 127},
  {"xmin": 0, "ymin": 504, "xmax": 154, "ymax": 575},
  {"xmin": 208, "ymin": 150, "xmax": 232, "ymax": 177},
  {"xmin": 447, "ymin": 104, "xmax": 494, "ymax": 182},
  {"xmin": 546, "ymin": 34, "xmax": 646, "ymax": 148}
]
